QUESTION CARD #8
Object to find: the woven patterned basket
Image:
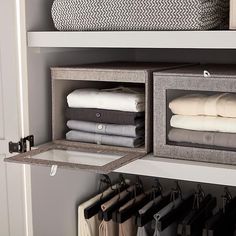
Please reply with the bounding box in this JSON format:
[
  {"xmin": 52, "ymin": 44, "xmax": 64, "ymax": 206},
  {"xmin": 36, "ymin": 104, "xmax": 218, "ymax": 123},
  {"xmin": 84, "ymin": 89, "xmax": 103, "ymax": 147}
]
[{"xmin": 51, "ymin": 0, "xmax": 229, "ymax": 31}]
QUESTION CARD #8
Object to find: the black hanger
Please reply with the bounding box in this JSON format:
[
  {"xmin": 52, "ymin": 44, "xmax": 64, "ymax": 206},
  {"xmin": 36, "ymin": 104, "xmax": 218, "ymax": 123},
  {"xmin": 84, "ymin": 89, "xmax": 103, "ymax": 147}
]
[
  {"xmin": 100, "ymin": 176, "xmax": 144, "ymax": 221},
  {"xmin": 100, "ymin": 182, "xmax": 143, "ymax": 222},
  {"xmin": 207, "ymin": 206, "xmax": 236, "ymax": 236},
  {"xmin": 136, "ymin": 179, "xmax": 170, "ymax": 227},
  {"xmin": 204, "ymin": 187, "xmax": 232, "ymax": 236},
  {"xmin": 157, "ymin": 182, "xmax": 194, "ymax": 232},
  {"xmin": 177, "ymin": 184, "xmax": 208, "ymax": 236},
  {"xmin": 113, "ymin": 187, "xmax": 153, "ymax": 224},
  {"xmin": 205, "ymin": 187, "xmax": 236, "ymax": 236},
  {"xmin": 184, "ymin": 194, "xmax": 216, "ymax": 236},
  {"xmin": 84, "ymin": 175, "xmax": 127, "ymax": 219},
  {"xmin": 111, "ymin": 177, "xmax": 148, "ymax": 223},
  {"xmin": 203, "ymin": 210, "xmax": 223, "ymax": 236},
  {"xmin": 136, "ymin": 193, "xmax": 171, "ymax": 227}
]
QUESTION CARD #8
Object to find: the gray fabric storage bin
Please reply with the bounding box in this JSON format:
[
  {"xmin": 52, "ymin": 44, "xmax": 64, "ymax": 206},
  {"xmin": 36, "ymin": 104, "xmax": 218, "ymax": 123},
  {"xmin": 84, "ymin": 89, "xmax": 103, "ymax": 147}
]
[
  {"xmin": 51, "ymin": 0, "xmax": 229, "ymax": 31},
  {"xmin": 154, "ymin": 64, "xmax": 236, "ymax": 165},
  {"xmin": 51, "ymin": 62, "xmax": 185, "ymax": 155},
  {"xmin": 7, "ymin": 63, "xmax": 188, "ymax": 174}
]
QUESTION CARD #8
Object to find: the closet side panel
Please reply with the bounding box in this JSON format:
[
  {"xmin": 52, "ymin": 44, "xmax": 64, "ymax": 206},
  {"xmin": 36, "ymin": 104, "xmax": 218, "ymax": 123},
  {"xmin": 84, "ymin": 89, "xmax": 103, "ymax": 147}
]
[
  {"xmin": 31, "ymin": 167, "xmax": 100, "ymax": 236},
  {"xmin": 25, "ymin": 0, "xmax": 55, "ymax": 31}
]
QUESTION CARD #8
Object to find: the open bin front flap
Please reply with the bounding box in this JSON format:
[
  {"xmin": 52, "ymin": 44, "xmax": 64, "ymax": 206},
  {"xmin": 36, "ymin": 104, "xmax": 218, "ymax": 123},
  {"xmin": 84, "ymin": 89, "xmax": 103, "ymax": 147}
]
[{"xmin": 4, "ymin": 142, "xmax": 144, "ymax": 174}]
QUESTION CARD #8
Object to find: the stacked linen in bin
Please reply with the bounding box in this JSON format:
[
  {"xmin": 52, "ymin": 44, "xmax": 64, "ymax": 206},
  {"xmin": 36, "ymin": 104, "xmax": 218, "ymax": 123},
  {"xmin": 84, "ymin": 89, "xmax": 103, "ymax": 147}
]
[
  {"xmin": 168, "ymin": 93, "xmax": 236, "ymax": 149},
  {"xmin": 66, "ymin": 87, "xmax": 145, "ymax": 148}
]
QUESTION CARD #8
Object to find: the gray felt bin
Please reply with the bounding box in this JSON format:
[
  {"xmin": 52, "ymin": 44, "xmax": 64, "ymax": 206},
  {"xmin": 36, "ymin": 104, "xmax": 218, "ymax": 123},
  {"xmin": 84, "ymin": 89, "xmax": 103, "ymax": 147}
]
[
  {"xmin": 5, "ymin": 62, "xmax": 189, "ymax": 173},
  {"xmin": 51, "ymin": 62, "xmax": 187, "ymax": 154},
  {"xmin": 154, "ymin": 64, "xmax": 236, "ymax": 165}
]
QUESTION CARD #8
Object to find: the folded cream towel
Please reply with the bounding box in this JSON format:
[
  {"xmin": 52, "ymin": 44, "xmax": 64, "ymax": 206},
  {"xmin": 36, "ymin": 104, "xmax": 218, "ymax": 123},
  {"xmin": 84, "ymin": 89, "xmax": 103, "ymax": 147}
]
[
  {"xmin": 67, "ymin": 87, "xmax": 145, "ymax": 112},
  {"xmin": 170, "ymin": 115, "xmax": 236, "ymax": 133},
  {"xmin": 169, "ymin": 93, "xmax": 236, "ymax": 118}
]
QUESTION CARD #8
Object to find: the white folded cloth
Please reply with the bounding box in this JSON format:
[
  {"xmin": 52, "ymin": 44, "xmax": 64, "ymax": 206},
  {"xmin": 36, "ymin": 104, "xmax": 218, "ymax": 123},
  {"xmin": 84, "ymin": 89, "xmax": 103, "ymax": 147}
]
[
  {"xmin": 170, "ymin": 115, "xmax": 236, "ymax": 133},
  {"xmin": 169, "ymin": 93, "xmax": 236, "ymax": 118},
  {"xmin": 67, "ymin": 87, "xmax": 145, "ymax": 112}
]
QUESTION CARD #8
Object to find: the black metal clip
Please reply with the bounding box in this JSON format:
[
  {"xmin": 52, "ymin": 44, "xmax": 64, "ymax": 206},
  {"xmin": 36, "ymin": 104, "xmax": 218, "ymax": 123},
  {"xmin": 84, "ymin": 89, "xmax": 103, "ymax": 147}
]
[{"xmin": 9, "ymin": 135, "xmax": 34, "ymax": 153}]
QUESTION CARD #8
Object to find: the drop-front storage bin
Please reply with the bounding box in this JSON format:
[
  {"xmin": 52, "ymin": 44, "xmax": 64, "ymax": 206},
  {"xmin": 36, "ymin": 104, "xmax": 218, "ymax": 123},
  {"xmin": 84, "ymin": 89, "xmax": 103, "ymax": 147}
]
[
  {"xmin": 5, "ymin": 62, "xmax": 184, "ymax": 173},
  {"xmin": 154, "ymin": 64, "xmax": 236, "ymax": 165}
]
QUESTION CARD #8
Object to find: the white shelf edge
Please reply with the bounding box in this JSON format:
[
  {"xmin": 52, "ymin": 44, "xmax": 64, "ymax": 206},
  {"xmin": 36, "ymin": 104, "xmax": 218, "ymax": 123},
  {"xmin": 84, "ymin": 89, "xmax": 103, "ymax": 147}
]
[
  {"xmin": 28, "ymin": 31, "xmax": 236, "ymax": 49},
  {"xmin": 115, "ymin": 154, "xmax": 236, "ymax": 187}
]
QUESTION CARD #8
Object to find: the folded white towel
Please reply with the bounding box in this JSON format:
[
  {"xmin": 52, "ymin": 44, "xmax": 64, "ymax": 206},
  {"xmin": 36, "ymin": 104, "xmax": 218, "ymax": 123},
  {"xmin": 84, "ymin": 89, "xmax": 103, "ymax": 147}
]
[
  {"xmin": 170, "ymin": 115, "xmax": 236, "ymax": 133},
  {"xmin": 67, "ymin": 87, "xmax": 145, "ymax": 112},
  {"xmin": 169, "ymin": 93, "xmax": 236, "ymax": 118}
]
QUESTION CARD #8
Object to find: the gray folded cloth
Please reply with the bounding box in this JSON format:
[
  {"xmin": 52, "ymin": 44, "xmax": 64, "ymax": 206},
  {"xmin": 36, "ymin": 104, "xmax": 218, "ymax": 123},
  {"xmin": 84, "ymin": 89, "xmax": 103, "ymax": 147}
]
[
  {"xmin": 67, "ymin": 120, "xmax": 144, "ymax": 138},
  {"xmin": 66, "ymin": 130, "xmax": 144, "ymax": 148},
  {"xmin": 168, "ymin": 128, "xmax": 236, "ymax": 149},
  {"xmin": 66, "ymin": 108, "xmax": 145, "ymax": 125}
]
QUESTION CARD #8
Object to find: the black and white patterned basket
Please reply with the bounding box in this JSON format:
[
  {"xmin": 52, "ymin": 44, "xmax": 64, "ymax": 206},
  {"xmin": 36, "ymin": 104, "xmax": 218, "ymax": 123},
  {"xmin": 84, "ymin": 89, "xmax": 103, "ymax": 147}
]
[{"xmin": 51, "ymin": 0, "xmax": 229, "ymax": 31}]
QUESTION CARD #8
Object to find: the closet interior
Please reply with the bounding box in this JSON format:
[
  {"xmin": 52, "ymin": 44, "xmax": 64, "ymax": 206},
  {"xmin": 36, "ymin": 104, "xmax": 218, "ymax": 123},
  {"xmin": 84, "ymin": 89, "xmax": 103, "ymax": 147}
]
[{"xmin": 8, "ymin": 0, "xmax": 236, "ymax": 235}]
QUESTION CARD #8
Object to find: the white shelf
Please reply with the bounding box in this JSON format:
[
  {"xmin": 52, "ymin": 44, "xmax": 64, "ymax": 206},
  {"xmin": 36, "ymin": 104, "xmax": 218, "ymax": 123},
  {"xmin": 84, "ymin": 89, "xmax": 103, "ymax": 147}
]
[
  {"xmin": 116, "ymin": 154, "xmax": 236, "ymax": 187},
  {"xmin": 28, "ymin": 31, "xmax": 236, "ymax": 49}
]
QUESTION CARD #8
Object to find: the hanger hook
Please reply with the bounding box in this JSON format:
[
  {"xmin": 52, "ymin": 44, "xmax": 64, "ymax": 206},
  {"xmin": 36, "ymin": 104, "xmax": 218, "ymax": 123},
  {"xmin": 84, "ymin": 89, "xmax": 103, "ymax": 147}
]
[
  {"xmin": 171, "ymin": 181, "xmax": 182, "ymax": 202},
  {"xmin": 50, "ymin": 165, "xmax": 58, "ymax": 177},
  {"xmin": 136, "ymin": 176, "xmax": 144, "ymax": 193},
  {"xmin": 101, "ymin": 174, "xmax": 115, "ymax": 190},
  {"xmin": 119, "ymin": 174, "xmax": 127, "ymax": 187},
  {"xmin": 152, "ymin": 178, "xmax": 163, "ymax": 199},
  {"xmin": 193, "ymin": 184, "xmax": 205, "ymax": 210},
  {"xmin": 222, "ymin": 187, "xmax": 232, "ymax": 213}
]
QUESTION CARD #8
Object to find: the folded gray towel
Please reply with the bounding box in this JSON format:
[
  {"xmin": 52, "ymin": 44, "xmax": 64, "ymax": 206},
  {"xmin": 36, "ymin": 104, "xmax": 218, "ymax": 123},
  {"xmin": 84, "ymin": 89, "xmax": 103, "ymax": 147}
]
[
  {"xmin": 67, "ymin": 120, "xmax": 144, "ymax": 138},
  {"xmin": 66, "ymin": 130, "xmax": 144, "ymax": 148},
  {"xmin": 168, "ymin": 128, "xmax": 236, "ymax": 149}
]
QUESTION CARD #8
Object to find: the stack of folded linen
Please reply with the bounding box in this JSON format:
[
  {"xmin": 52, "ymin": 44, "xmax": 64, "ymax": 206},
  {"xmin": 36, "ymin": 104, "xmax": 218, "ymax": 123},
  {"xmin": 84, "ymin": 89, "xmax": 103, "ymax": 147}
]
[
  {"xmin": 168, "ymin": 93, "xmax": 236, "ymax": 149},
  {"xmin": 66, "ymin": 87, "xmax": 145, "ymax": 148}
]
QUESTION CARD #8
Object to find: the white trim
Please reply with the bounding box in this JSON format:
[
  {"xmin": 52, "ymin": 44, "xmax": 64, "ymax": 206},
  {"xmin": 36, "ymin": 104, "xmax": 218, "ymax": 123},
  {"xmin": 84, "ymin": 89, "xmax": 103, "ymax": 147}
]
[
  {"xmin": 23, "ymin": 165, "xmax": 33, "ymax": 236},
  {"xmin": 116, "ymin": 154, "xmax": 236, "ymax": 187},
  {"xmin": 16, "ymin": 0, "xmax": 33, "ymax": 235},
  {"xmin": 28, "ymin": 31, "xmax": 236, "ymax": 49}
]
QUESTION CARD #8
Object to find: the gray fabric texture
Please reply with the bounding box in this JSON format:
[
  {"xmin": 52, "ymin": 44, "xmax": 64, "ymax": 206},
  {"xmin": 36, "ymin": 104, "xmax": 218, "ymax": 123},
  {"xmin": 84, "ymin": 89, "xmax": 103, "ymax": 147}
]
[
  {"xmin": 51, "ymin": 0, "xmax": 229, "ymax": 31},
  {"xmin": 168, "ymin": 128, "xmax": 236, "ymax": 149},
  {"xmin": 66, "ymin": 108, "xmax": 145, "ymax": 125},
  {"xmin": 137, "ymin": 223, "xmax": 154, "ymax": 236},
  {"xmin": 67, "ymin": 120, "xmax": 144, "ymax": 138},
  {"xmin": 66, "ymin": 130, "xmax": 144, "ymax": 148}
]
